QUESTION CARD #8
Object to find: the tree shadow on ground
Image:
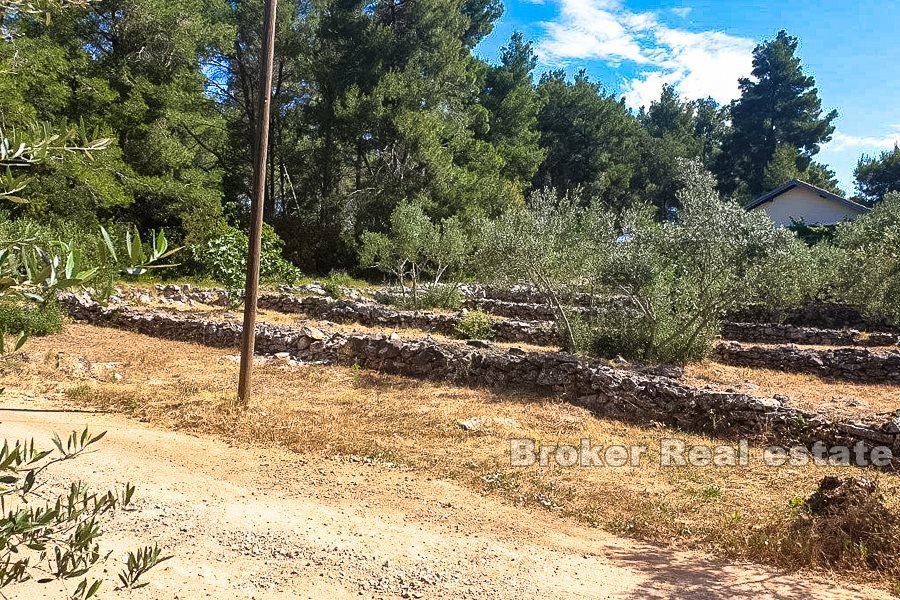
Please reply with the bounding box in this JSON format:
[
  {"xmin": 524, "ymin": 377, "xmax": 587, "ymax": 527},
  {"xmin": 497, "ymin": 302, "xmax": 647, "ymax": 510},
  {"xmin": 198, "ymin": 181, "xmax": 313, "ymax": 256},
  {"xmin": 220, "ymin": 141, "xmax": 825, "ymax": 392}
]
[{"xmin": 601, "ymin": 541, "xmax": 867, "ymax": 599}]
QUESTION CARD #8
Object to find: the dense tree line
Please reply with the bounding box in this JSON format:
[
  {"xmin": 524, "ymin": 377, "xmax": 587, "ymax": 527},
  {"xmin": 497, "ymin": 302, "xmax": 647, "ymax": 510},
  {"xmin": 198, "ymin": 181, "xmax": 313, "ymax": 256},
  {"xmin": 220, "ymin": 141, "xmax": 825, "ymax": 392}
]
[{"xmin": 1, "ymin": 1, "xmax": 893, "ymax": 274}]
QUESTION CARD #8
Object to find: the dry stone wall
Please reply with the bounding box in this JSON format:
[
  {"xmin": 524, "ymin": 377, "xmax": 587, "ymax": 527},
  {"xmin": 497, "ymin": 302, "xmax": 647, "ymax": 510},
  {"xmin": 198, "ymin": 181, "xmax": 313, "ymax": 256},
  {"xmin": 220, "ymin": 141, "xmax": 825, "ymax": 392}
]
[
  {"xmin": 135, "ymin": 285, "xmax": 900, "ymax": 352},
  {"xmin": 721, "ymin": 322, "xmax": 900, "ymax": 347},
  {"xmin": 257, "ymin": 294, "xmax": 560, "ymax": 346},
  {"xmin": 62, "ymin": 294, "xmax": 900, "ymax": 466},
  {"xmin": 731, "ymin": 303, "xmax": 900, "ymax": 333},
  {"xmin": 147, "ymin": 283, "xmax": 899, "ymax": 335},
  {"xmin": 459, "ymin": 284, "xmax": 616, "ymax": 307},
  {"xmin": 463, "ymin": 298, "xmax": 557, "ymax": 320},
  {"xmin": 373, "ymin": 284, "xmax": 604, "ymax": 307},
  {"xmin": 714, "ymin": 342, "xmax": 900, "ymax": 384},
  {"xmin": 461, "ymin": 298, "xmax": 609, "ymax": 321}
]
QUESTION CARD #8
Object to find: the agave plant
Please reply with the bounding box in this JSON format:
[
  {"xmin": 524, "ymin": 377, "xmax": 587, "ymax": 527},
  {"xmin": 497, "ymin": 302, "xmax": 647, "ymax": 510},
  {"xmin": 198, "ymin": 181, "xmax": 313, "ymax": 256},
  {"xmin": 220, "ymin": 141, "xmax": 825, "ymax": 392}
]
[
  {"xmin": 99, "ymin": 226, "xmax": 182, "ymax": 276},
  {"xmin": 0, "ymin": 238, "xmax": 97, "ymax": 303}
]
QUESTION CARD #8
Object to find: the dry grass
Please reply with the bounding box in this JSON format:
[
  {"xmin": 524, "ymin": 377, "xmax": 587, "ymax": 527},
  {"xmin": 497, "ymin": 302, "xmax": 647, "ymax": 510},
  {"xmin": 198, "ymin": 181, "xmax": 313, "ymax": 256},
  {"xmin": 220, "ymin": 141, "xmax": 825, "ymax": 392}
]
[
  {"xmin": 153, "ymin": 301, "xmax": 900, "ymax": 421},
  {"xmin": 685, "ymin": 360, "xmax": 900, "ymax": 420},
  {"xmin": 4, "ymin": 323, "xmax": 900, "ymax": 593}
]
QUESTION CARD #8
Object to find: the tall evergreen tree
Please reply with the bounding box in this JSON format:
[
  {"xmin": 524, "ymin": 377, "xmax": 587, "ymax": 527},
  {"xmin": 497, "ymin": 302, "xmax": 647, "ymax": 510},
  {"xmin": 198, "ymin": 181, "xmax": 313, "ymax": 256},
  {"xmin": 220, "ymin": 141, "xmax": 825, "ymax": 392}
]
[
  {"xmin": 762, "ymin": 144, "xmax": 803, "ymax": 191},
  {"xmin": 460, "ymin": 0, "xmax": 503, "ymax": 48},
  {"xmin": 0, "ymin": 0, "xmax": 231, "ymax": 243},
  {"xmin": 721, "ymin": 30, "xmax": 837, "ymax": 199},
  {"xmin": 692, "ymin": 98, "xmax": 728, "ymax": 170},
  {"xmin": 480, "ymin": 32, "xmax": 545, "ymax": 191},
  {"xmin": 218, "ymin": 0, "xmax": 516, "ymax": 272},
  {"xmin": 855, "ymin": 146, "xmax": 900, "ymax": 203},
  {"xmin": 803, "ymin": 161, "xmax": 843, "ymax": 195},
  {"xmin": 534, "ymin": 70, "xmax": 646, "ymax": 210},
  {"xmin": 352, "ymin": 0, "xmax": 518, "ymax": 224},
  {"xmin": 217, "ymin": 0, "xmax": 313, "ymax": 221},
  {"xmin": 641, "ymin": 85, "xmax": 698, "ymax": 148},
  {"xmin": 74, "ymin": 0, "xmax": 231, "ymax": 242},
  {"xmin": 638, "ymin": 85, "xmax": 728, "ymax": 212}
]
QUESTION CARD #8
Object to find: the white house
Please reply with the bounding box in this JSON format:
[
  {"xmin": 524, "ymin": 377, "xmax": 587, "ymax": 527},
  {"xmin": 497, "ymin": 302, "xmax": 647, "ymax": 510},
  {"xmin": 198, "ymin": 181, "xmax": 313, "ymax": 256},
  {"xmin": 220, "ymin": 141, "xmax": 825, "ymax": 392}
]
[{"xmin": 745, "ymin": 179, "xmax": 870, "ymax": 226}]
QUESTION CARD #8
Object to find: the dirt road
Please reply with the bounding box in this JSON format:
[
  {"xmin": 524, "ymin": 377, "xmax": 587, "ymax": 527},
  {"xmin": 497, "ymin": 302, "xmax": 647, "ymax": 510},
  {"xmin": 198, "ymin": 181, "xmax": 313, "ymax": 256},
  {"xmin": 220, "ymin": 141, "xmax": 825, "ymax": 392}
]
[{"xmin": 0, "ymin": 393, "xmax": 888, "ymax": 599}]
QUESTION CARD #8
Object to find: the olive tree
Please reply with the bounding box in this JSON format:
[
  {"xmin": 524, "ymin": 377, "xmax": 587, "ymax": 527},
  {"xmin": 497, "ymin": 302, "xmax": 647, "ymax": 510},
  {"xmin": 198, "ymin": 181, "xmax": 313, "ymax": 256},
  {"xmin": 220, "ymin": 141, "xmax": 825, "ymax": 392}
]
[
  {"xmin": 359, "ymin": 201, "xmax": 472, "ymax": 308},
  {"xmin": 0, "ymin": 247, "xmax": 170, "ymax": 598},
  {"xmin": 825, "ymin": 192, "xmax": 900, "ymax": 324},
  {"xmin": 0, "ymin": 7, "xmax": 170, "ymax": 590},
  {"xmin": 0, "ymin": 428, "xmax": 168, "ymax": 598},
  {"xmin": 474, "ymin": 189, "xmax": 611, "ymax": 352},
  {"xmin": 1, "ymin": 122, "xmax": 110, "ymax": 203},
  {"xmin": 594, "ymin": 160, "xmax": 811, "ymax": 362},
  {"xmin": 0, "ymin": 228, "xmax": 176, "ymax": 596}
]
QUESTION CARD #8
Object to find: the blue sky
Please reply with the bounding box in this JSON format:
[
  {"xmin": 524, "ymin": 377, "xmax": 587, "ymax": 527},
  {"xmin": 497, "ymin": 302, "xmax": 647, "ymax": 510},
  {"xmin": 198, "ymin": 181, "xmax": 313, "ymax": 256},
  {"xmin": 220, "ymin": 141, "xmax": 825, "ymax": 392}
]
[{"xmin": 475, "ymin": 0, "xmax": 900, "ymax": 195}]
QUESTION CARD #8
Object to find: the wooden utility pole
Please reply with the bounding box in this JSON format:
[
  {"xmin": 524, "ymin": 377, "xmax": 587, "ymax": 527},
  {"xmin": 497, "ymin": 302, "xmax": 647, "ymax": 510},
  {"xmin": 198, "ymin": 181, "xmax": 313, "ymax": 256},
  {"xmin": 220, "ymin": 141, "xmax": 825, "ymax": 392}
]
[{"xmin": 238, "ymin": 0, "xmax": 278, "ymax": 406}]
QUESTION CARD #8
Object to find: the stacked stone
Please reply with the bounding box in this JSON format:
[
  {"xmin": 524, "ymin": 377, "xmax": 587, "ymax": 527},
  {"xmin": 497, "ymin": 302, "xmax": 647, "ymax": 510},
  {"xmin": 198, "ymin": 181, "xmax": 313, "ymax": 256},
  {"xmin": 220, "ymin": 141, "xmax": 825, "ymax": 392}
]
[
  {"xmin": 118, "ymin": 285, "xmax": 900, "ymax": 354},
  {"xmin": 714, "ymin": 341, "xmax": 900, "ymax": 384},
  {"xmin": 61, "ymin": 293, "xmax": 900, "ymax": 466},
  {"xmin": 731, "ymin": 302, "xmax": 900, "ymax": 333},
  {"xmin": 721, "ymin": 322, "xmax": 900, "ymax": 347},
  {"xmin": 257, "ymin": 294, "xmax": 561, "ymax": 346}
]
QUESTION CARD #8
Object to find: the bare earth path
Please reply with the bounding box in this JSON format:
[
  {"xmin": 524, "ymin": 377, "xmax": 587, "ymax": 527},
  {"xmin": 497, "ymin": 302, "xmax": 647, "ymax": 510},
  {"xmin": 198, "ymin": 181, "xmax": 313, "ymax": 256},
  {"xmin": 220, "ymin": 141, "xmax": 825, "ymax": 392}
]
[{"xmin": 0, "ymin": 394, "xmax": 888, "ymax": 600}]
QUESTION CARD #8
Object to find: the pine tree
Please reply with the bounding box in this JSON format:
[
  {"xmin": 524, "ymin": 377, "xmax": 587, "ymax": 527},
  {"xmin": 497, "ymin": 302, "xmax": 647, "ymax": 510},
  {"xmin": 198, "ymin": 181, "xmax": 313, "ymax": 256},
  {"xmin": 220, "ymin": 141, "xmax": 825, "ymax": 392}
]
[
  {"xmin": 762, "ymin": 144, "xmax": 803, "ymax": 191},
  {"xmin": 351, "ymin": 0, "xmax": 518, "ymax": 223},
  {"xmin": 534, "ymin": 70, "xmax": 647, "ymax": 210},
  {"xmin": 855, "ymin": 146, "xmax": 900, "ymax": 203},
  {"xmin": 3, "ymin": 0, "xmax": 234, "ymax": 242},
  {"xmin": 221, "ymin": 0, "xmax": 516, "ymax": 272},
  {"xmin": 460, "ymin": 0, "xmax": 503, "ymax": 48},
  {"xmin": 480, "ymin": 32, "xmax": 545, "ymax": 191},
  {"xmin": 638, "ymin": 85, "xmax": 729, "ymax": 212},
  {"xmin": 721, "ymin": 30, "xmax": 837, "ymax": 199},
  {"xmin": 802, "ymin": 162, "xmax": 843, "ymax": 196}
]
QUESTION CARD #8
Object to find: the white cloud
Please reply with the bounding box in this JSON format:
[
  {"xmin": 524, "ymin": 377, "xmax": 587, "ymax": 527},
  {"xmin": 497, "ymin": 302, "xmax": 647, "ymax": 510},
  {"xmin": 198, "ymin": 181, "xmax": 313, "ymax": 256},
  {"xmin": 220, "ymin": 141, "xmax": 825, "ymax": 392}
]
[
  {"xmin": 625, "ymin": 28, "xmax": 755, "ymax": 107},
  {"xmin": 670, "ymin": 7, "xmax": 692, "ymax": 18},
  {"xmin": 538, "ymin": 1, "xmax": 652, "ymax": 65},
  {"xmin": 826, "ymin": 129, "xmax": 900, "ymax": 152},
  {"xmin": 536, "ymin": 0, "xmax": 754, "ymax": 108},
  {"xmin": 620, "ymin": 70, "xmax": 680, "ymax": 109}
]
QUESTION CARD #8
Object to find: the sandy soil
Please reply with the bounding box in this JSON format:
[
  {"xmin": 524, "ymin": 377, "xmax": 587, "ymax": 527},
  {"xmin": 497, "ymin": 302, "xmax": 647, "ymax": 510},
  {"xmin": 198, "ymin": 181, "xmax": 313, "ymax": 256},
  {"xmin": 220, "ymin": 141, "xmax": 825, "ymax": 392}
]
[{"xmin": 0, "ymin": 393, "xmax": 889, "ymax": 600}]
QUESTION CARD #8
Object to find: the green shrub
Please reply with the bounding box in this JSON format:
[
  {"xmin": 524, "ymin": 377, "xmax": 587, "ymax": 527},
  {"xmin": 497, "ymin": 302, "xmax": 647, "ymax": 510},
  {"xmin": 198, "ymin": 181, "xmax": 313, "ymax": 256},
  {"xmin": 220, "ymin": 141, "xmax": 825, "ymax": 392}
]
[
  {"xmin": 191, "ymin": 227, "xmax": 245, "ymax": 290},
  {"xmin": 788, "ymin": 219, "xmax": 837, "ymax": 246},
  {"xmin": 320, "ymin": 271, "xmax": 354, "ymax": 299},
  {"xmin": 824, "ymin": 192, "xmax": 900, "ymax": 325},
  {"xmin": 473, "ymin": 188, "xmax": 608, "ymax": 353},
  {"xmin": 0, "ymin": 301, "xmax": 65, "ymax": 338},
  {"xmin": 569, "ymin": 309, "xmax": 645, "ymax": 360},
  {"xmin": 581, "ymin": 160, "xmax": 810, "ymax": 364},
  {"xmin": 420, "ymin": 286, "xmax": 464, "ymax": 310},
  {"xmin": 455, "ymin": 310, "xmax": 494, "ymax": 340},
  {"xmin": 359, "ymin": 201, "xmax": 473, "ymax": 309},
  {"xmin": 383, "ymin": 285, "xmax": 464, "ymax": 311},
  {"xmin": 260, "ymin": 224, "xmax": 302, "ymax": 284},
  {"xmin": 190, "ymin": 223, "xmax": 301, "ymax": 291}
]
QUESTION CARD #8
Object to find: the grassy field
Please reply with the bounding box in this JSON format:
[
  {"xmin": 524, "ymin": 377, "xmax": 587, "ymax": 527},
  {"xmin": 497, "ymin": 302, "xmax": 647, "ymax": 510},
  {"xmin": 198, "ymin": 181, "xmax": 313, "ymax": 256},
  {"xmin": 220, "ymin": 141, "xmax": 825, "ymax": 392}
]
[
  {"xmin": 119, "ymin": 293, "xmax": 900, "ymax": 422},
  {"xmin": 4, "ymin": 323, "xmax": 899, "ymax": 594}
]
